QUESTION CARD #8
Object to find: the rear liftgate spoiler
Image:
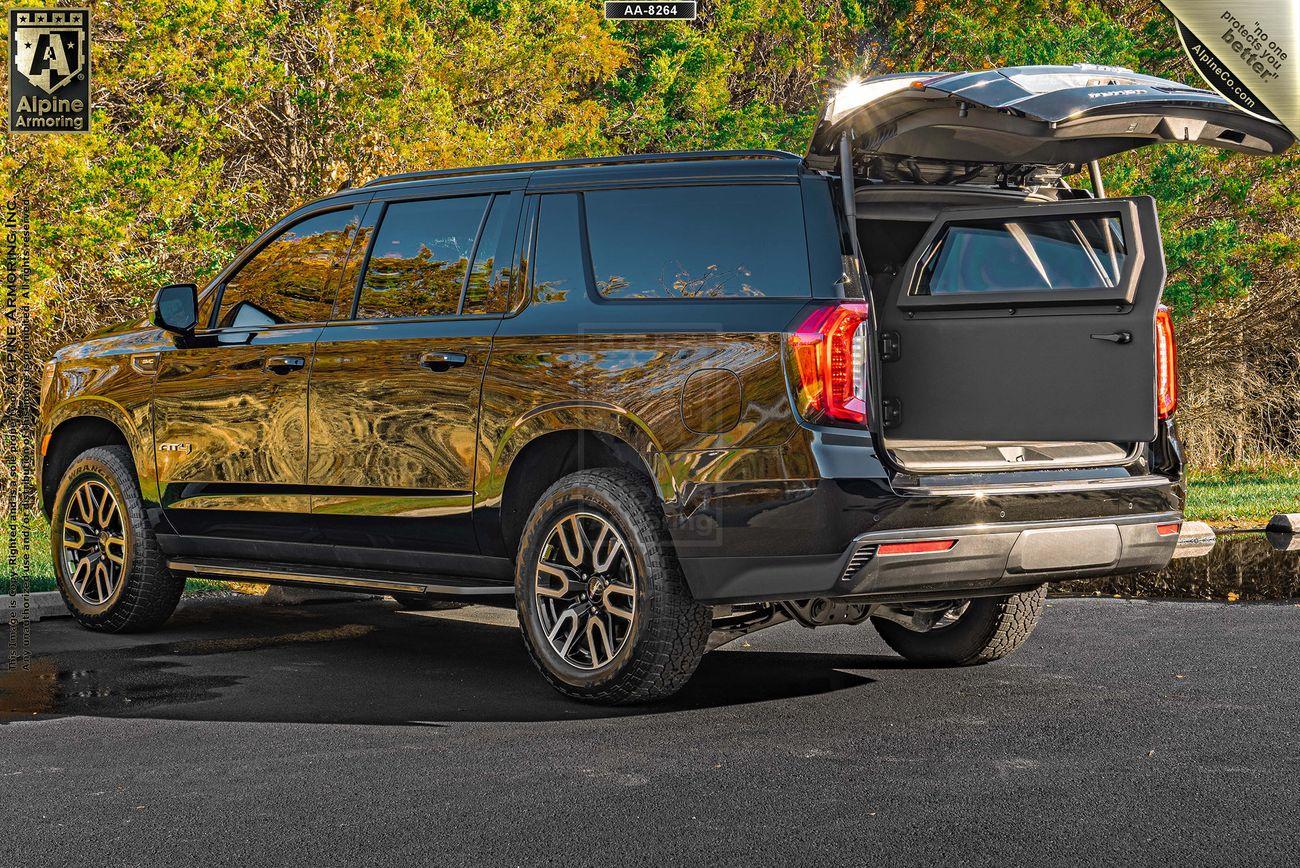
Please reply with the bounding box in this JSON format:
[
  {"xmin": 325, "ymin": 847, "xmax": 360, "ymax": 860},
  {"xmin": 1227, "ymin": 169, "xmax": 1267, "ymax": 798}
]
[{"xmin": 807, "ymin": 64, "xmax": 1293, "ymax": 184}]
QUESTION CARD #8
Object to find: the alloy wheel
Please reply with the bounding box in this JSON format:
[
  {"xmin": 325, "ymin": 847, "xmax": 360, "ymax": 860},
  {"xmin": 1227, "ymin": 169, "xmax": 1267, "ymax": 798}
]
[
  {"xmin": 533, "ymin": 511, "xmax": 638, "ymax": 670},
  {"xmin": 60, "ymin": 477, "xmax": 127, "ymax": 606}
]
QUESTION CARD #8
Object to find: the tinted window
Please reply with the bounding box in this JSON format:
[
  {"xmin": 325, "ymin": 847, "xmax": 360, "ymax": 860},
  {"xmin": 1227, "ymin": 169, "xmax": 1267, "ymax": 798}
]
[
  {"xmin": 918, "ymin": 214, "xmax": 1128, "ymax": 295},
  {"xmin": 531, "ymin": 194, "xmax": 586, "ymax": 305},
  {"xmin": 217, "ymin": 209, "xmax": 356, "ymax": 328},
  {"xmin": 463, "ymin": 194, "xmax": 513, "ymax": 315},
  {"xmin": 584, "ymin": 185, "xmax": 811, "ymax": 299},
  {"xmin": 355, "ymin": 196, "xmax": 488, "ymax": 319}
]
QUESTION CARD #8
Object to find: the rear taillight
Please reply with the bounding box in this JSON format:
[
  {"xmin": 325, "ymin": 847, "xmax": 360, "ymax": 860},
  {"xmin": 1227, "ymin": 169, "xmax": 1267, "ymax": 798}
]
[
  {"xmin": 1155, "ymin": 305, "xmax": 1178, "ymax": 419},
  {"xmin": 787, "ymin": 303, "xmax": 869, "ymax": 425}
]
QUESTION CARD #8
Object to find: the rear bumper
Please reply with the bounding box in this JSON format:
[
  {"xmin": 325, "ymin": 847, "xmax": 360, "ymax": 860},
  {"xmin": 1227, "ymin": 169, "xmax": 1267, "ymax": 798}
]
[{"xmin": 679, "ymin": 511, "xmax": 1183, "ymax": 604}]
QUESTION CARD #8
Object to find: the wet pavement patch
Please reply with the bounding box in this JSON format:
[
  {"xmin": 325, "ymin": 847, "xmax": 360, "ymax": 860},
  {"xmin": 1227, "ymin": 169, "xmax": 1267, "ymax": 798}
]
[
  {"xmin": 0, "ymin": 653, "xmax": 245, "ymax": 722},
  {"xmin": 0, "ymin": 599, "xmax": 387, "ymax": 722}
]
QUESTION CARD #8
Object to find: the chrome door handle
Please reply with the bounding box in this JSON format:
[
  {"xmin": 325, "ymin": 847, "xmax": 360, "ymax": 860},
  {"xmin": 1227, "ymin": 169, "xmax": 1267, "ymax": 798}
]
[
  {"xmin": 419, "ymin": 351, "xmax": 468, "ymax": 372},
  {"xmin": 264, "ymin": 354, "xmax": 306, "ymax": 373},
  {"xmin": 1090, "ymin": 331, "xmax": 1132, "ymax": 344}
]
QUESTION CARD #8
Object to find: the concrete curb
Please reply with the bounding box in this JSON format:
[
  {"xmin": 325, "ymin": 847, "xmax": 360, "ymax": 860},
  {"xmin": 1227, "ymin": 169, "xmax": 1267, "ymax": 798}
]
[{"xmin": 2, "ymin": 591, "xmax": 71, "ymax": 622}]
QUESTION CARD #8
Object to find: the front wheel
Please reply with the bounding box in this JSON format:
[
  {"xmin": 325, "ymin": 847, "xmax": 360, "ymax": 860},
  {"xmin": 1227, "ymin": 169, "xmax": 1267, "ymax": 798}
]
[
  {"xmin": 50, "ymin": 445, "xmax": 185, "ymax": 632},
  {"xmin": 515, "ymin": 468, "xmax": 711, "ymax": 705},
  {"xmin": 871, "ymin": 585, "xmax": 1047, "ymax": 666}
]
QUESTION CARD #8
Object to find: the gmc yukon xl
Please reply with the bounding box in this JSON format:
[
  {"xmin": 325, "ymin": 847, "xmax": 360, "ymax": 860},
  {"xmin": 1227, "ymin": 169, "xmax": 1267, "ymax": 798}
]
[{"xmin": 38, "ymin": 66, "xmax": 1291, "ymax": 703}]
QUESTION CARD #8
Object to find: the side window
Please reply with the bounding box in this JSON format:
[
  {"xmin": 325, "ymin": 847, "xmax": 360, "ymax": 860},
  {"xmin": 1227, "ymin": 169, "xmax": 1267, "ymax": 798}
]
[
  {"xmin": 217, "ymin": 209, "xmax": 356, "ymax": 328},
  {"xmin": 916, "ymin": 214, "xmax": 1129, "ymax": 295},
  {"xmin": 583, "ymin": 185, "xmax": 811, "ymax": 300},
  {"xmin": 531, "ymin": 194, "xmax": 586, "ymax": 305},
  {"xmin": 355, "ymin": 195, "xmax": 489, "ymax": 320},
  {"xmin": 462, "ymin": 194, "xmax": 513, "ymax": 315}
]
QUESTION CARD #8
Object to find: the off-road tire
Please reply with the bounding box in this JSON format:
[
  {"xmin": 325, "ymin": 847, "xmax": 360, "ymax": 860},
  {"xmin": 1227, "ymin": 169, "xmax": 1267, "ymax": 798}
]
[
  {"xmin": 389, "ymin": 593, "xmax": 467, "ymax": 611},
  {"xmin": 871, "ymin": 585, "xmax": 1048, "ymax": 666},
  {"xmin": 50, "ymin": 445, "xmax": 185, "ymax": 632},
  {"xmin": 515, "ymin": 468, "xmax": 711, "ymax": 705}
]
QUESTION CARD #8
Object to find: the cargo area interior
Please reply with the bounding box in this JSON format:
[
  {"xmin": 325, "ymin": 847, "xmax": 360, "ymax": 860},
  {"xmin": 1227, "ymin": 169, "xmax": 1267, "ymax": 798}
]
[{"xmin": 854, "ymin": 184, "xmax": 1136, "ymax": 473}]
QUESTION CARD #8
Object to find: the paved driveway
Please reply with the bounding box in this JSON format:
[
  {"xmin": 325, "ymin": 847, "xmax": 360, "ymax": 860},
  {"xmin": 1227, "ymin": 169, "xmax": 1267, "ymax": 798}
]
[{"xmin": 1, "ymin": 595, "xmax": 1297, "ymax": 866}]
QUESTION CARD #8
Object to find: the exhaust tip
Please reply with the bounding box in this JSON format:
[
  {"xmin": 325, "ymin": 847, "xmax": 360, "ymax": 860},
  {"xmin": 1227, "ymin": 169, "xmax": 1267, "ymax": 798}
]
[{"xmin": 1266, "ymin": 531, "xmax": 1300, "ymax": 553}]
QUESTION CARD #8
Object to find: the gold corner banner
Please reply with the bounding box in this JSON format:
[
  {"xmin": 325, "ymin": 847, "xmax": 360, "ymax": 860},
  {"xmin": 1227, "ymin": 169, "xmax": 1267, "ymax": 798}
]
[{"xmin": 1163, "ymin": 1, "xmax": 1298, "ymax": 135}]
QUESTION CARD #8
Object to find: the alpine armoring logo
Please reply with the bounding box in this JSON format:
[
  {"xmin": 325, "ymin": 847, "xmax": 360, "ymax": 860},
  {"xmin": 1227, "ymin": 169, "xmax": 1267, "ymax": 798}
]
[{"xmin": 8, "ymin": 8, "xmax": 91, "ymax": 133}]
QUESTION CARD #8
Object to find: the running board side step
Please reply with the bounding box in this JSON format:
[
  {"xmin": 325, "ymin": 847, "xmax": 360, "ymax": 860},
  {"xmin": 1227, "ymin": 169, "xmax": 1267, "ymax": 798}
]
[{"xmin": 166, "ymin": 558, "xmax": 516, "ymax": 596}]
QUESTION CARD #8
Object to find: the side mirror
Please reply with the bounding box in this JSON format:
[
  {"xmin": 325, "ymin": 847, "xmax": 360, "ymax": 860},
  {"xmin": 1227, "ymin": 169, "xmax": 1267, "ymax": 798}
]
[{"xmin": 153, "ymin": 283, "xmax": 198, "ymax": 335}]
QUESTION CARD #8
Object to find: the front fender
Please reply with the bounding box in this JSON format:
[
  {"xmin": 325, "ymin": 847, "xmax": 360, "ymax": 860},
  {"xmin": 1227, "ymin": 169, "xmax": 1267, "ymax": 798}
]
[{"xmin": 40, "ymin": 330, "xmax": 161, "ymax": 512}]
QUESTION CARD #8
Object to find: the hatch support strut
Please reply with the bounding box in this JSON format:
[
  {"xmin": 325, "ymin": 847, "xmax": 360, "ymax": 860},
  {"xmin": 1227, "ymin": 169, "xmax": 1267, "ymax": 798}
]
[
  {"xmin": 1088, "ymin": 160, "xmax": 1106, "ymax": 198},
  {"xmin": 839, "ymin": 131, "xmax": 863, "ymax": 263},
  {"xmin": 838, "ymin": 131, "xmax": 885, "ymax": 437}
]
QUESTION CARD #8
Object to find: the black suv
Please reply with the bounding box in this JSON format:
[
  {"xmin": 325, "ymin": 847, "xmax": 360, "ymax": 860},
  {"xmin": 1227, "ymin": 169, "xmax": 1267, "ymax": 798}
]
[{"xmin": 38, "ymin": 66, "xmax": 1291, "ymax": 703}]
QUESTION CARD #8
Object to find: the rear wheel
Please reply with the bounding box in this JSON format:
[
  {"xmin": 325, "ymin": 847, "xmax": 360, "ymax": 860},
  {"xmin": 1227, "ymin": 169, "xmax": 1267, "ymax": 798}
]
[
  {"xmin": 50, "ymin": 445, "xmax": 185, "ymax": 633},
  {"xmin": 515, "ymin": 468, "xmax": 711, "ymax": 705},
  {"xmin": 871, "ymin": 585, "xmax": 1047, "ymax": 666}
]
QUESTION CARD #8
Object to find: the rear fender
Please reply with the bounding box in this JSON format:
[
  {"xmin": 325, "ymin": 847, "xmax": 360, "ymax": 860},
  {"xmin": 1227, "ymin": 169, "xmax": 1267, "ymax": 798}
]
[{"xmin": 479, "ymin": 402, "xmax": 669, "ymax": 507}]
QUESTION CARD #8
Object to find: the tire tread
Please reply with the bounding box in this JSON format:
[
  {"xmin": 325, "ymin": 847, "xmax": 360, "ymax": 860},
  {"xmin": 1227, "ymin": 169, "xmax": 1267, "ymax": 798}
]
[
  {"xmin": 516, "ymin": 468, "xmax": 710, "ymax": 705},
  {"xmin": 54, "ymin": 445, "xmax": 184, "ymax": 633},
  {"xmin": 872, "ymin": 585, "xmax": 1047, "ymax": 666}
]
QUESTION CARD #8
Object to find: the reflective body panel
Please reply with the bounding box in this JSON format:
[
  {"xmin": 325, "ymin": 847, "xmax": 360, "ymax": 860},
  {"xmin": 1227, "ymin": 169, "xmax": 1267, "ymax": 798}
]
[
  {"xmin": 152, "ymin": 325, "xmax": 322, "ymax": 542},
  {"xmin": 308, "ymin": 317, "xmax": 497, "ymax": 553}
]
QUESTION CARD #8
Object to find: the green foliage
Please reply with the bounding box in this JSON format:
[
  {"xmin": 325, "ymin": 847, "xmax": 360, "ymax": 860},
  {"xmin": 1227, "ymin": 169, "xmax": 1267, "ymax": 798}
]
[
  {"xmin": 1, "ymin": 2, "xmax": 1297, "ymax": 473},
  {"xmin": 1, "ymin": 0, "xmax": 1294, "ymax": 335}
]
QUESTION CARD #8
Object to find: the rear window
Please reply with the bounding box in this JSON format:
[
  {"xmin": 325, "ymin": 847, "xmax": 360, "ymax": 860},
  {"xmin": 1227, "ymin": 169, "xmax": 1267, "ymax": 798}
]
[
  {"xmin": 584, "ymin": 185, "xmax": 811, "ymax": 300},
  {"xmin": 917, "ymin": 214, "xmax": 1127, "ymax": 296}
]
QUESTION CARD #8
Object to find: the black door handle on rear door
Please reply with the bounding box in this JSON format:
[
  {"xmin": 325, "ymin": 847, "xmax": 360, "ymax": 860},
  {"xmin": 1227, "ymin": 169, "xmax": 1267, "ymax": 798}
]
[
  {"xmin": 419, "ymin": 351, "xmax": 468, "ymax": 372},
  {"xmin": 264, "ymin": 354, "xmax": 306, "ymax": 373},
  {"xmin": 1090, "ymin": 331, "xmax": 1132, "ymax": 344}
]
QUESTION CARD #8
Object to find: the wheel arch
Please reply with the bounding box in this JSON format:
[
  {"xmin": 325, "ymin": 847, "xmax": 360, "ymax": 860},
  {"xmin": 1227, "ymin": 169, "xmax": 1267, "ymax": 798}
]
[
  {"xmin": 40, "ymin": 405, "xmax": 145, "ymax": 519},
  {"xmin": 484, "ymin": 406, "xmax": 674, "ymax": 560}
]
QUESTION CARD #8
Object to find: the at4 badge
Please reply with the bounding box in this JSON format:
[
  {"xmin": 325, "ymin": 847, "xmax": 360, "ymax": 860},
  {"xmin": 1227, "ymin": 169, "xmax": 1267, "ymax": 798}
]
[{"xmin": 8, "ymin": 8, "xmax": 90, "ymax": 133}]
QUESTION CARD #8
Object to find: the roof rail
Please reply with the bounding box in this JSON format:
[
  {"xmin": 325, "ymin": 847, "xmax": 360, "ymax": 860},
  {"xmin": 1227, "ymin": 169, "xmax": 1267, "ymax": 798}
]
[{"xmin": 362, "ymin": 149, "xmax": 801, "ymax": 188}]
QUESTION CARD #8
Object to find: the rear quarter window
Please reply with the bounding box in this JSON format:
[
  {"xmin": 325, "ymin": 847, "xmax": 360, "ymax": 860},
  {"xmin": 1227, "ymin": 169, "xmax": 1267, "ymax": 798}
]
[{"xmin": 584, "ymin": 184, "xmax": 811, "ymax": 300}]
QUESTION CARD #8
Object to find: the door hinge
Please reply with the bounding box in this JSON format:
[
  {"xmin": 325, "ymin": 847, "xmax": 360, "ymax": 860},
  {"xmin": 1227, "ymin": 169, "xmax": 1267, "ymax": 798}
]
[
  {"xmin": 882, "ymin": 398, "xmax": 903, "ymax": 430},
  {"xmin": 879, "ymin": 330, "xmax": 901, "ymax": 362}
]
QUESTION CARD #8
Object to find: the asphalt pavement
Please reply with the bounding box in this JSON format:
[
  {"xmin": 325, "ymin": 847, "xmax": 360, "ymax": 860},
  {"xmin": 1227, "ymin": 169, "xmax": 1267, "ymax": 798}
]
[{"xmin": 1, "ymin": 594, "xmax": 1297, "ymax": 866}]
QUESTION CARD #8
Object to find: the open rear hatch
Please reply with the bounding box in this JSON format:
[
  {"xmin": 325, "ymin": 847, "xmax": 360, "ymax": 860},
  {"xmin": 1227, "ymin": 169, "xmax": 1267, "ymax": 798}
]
[
  {"xmin": 806, "ymin": 65, "xmax": 1293, "ymax": 472},
  {"xmin": 806, "ymin": 64, "xmax": 1293, "ymax": 183}
]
